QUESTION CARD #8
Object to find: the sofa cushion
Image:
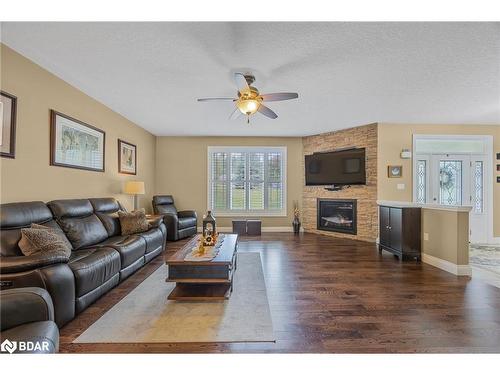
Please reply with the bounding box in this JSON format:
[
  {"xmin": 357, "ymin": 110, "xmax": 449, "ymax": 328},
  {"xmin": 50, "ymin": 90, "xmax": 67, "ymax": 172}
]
[
  {"xmin": 153, "ymin": 195, "xmax": 174, "ymax": 206},
  {"xmin": 0, "ymin": 201, "xmax": 54, "ymax": 229},
  {"xmin": 118, "ymin": 211, "xmax": 149, "ymax": 235},
  {"xmin": 178, "ymin": 216, "xmax": 197, "ymax": 230},
  {"xmin": 89, "ymin": 198, "xmax": 123, "ymax": 213},
  {"xmin": 136, "ymin": 228, "xmax": 164, "ymax": 254},
  {"xmin": 31, "ymin": 223, "xmax": 73, "ymax": 250},
  {"xmin": 69, "ymin": 247, "xmax": 121, "ymax": 297},
  {"xmin": 19, "ymin": 226, "xmax": 71, "ymax": 257},
  {"xmin": 98, "ymin": 235, "xmax": 146, "ymax": 268},
  {"xmin": 90, "ymin": 198, "xmax": 123, "ymax": 237},
  {"xmin": 0, "ymin": 201, "xmax": 58, "ymax": 257},
  {"xmin": 96, "ymin": 212, "xmax": 121, "ymax": 237},
  {"xmin": 152, "ymin": 195, "xmax": 177, "ymax": 215},
  {"xmin": 48, "ymin": 199, "xmax": 108, "ymax": 249}
]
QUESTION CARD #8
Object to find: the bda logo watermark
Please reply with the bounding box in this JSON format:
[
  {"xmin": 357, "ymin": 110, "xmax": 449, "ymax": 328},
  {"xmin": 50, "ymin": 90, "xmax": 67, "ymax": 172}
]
[
  {"xmin": 1, "ymin": 338, "xmax": 50, "ymax": 353},
  {"xmin": 1, "ymin": 339, "xmax": 17, "ymax": 353}
]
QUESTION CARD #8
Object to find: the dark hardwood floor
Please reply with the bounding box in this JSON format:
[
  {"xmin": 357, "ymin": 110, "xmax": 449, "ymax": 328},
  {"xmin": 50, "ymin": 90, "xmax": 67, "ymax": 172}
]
[{"xmin": 59, "ymin": 233, "xmax": 500, "ymax": 353}]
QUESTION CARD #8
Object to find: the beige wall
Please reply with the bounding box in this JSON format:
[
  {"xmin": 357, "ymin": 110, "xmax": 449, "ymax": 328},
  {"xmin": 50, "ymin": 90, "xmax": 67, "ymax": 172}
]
[
  {"xmin": 0, "ymin": 45, "xmax": 156, "ymax": 212},
  {"xmin": 155, "ymin": 136, "xmax": 303, "ymax": 228},
  {"xmin": 422, "ymin": 209, "xmax": 469, "ymax": 265},
  {"xmin": 377, "ymin": 123, "xmax": 500, "ymax": 237}
]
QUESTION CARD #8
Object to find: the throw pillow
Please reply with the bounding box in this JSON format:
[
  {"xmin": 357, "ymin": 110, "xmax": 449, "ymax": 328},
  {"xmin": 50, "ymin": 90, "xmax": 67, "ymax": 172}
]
[
  {"xmin": 118, "ymin": 210, "xmax": 149, "ymax": 235},
  {"xmin": 31, "ymin": 223, "xmax": 73, "ymax": 250},
  {"xmin": 18, "ymin": 226, "xmax": 72, "ymax": 258}
]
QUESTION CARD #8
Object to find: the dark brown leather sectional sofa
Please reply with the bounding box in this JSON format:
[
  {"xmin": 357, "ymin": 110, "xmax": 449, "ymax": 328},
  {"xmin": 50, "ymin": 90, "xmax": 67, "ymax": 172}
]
[{"xmin": 0, "ymin": 198, "xmax": 166, "ymax": 327}]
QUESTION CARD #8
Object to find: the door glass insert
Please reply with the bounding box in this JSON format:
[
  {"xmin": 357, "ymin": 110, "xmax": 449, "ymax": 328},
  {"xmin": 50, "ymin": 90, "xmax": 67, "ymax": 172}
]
[
  {"xmin": 473, "ymin": 161, "xmax": 483, "ymax": 213},
  {"xmin": 439, "ymin": 160, "xmax": 463, "ymax": 205},
  {"xmin": 416, "ymin": 160, "xmax": 427, "ymax": 203}
]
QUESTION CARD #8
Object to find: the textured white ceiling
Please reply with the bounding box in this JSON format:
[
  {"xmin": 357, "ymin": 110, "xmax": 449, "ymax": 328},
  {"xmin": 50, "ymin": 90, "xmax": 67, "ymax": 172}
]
[{"xmin": 1, "ymin": 22, "xmax": 499, "ymax": 136}]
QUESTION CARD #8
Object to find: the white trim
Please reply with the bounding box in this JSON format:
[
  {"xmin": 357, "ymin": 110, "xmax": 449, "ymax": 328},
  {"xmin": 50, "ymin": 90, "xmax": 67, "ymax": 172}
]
[
  {"xmin": 207, "ymin": 146, "xmax": 287, "ymax": 217},
  {"xmin": 214, "ymin": 211, "xmax": 287, "ymax": 217},
  {"xmin": 197, "ymin": 226, "xmax": 302, "ymax": 233},
  {"xmin": 489, "ymin": 237, "xmax": 500, "ymax": 244},
  {"xmin": 376, "ymin": 200, "xmax": 472, "ymax": 212},
  {"xmin": 411, "ymin": 134, "xmax": 494, "ymax": 243},
  {"xmin": 422, "ymin": 253, "xmax": 472, "ymax": 276}
]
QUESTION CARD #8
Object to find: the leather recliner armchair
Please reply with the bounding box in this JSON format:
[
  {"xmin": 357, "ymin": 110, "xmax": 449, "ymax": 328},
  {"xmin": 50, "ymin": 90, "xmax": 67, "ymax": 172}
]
[
  {"xmin": 0, "ymin": 287, "xmax": 59, "ymax": 353},
  {"xmin": 152, "ymin": 195, "xmax": 197, "ymax": 241}
]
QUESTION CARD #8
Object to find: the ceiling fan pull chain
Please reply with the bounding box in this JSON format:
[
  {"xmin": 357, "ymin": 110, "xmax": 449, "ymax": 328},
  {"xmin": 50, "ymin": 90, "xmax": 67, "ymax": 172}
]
[{"xmin": 247, "ymin": 115, "xmax": 250, "ymax": 124}]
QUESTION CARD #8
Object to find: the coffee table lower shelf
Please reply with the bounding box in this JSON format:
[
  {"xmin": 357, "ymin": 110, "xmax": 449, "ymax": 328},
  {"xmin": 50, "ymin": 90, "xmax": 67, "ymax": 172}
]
[{"xmin": 167, "ymin": 283, "xmax": 232, "ymax": 301}]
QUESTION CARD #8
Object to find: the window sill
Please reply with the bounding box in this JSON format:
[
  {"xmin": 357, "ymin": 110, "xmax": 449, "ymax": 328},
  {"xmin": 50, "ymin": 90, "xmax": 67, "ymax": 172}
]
[{"xmin": 211, "ymin": 211, "xmax": 287, "ymax": 218}]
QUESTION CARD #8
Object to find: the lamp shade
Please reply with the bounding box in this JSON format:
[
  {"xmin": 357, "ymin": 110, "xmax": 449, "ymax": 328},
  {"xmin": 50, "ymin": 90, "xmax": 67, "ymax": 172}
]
[{"xmin": 124, "ymin": 181, "xmax": 145, "ymax": 195}]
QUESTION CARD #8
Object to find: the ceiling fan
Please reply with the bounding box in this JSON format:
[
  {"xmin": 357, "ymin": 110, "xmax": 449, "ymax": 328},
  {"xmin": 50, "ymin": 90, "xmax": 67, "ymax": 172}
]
[{"xmin": 197, "ymin": 72, "xmax": 299, "ymax": 124}]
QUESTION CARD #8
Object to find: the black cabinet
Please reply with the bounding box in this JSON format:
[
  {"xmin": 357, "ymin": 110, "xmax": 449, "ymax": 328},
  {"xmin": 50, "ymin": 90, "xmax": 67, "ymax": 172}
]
[{"xmin": 378, "ymin": 205, "xmax": 421, "ymax": 261}]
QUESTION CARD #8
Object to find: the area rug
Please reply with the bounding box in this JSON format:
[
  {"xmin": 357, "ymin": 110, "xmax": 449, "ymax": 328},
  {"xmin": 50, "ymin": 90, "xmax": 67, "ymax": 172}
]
[
  {"xmin": 74, "ymin": 252, "xmax": 275, "ymax": 343},
  {"xmin": 469, "ymin": 244, "xmax": 500, "ymax": 274}
]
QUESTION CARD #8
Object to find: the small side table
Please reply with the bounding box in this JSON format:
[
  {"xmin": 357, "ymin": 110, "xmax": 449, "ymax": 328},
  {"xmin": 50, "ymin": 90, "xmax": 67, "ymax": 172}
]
[
  {"xmin": 232, "ymin": 219, "xmax": 247, "ymax": 235},
  {"xmin": 246, "ymin": 220, "xmax": 262, "ymax": 235}
]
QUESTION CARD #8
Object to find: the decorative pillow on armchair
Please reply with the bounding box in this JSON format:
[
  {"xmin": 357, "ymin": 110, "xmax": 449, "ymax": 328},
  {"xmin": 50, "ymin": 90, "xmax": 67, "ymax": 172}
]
[
  {"xmin": 118, "ymin": 210, "xmax": 150, "ymax": 235},
  {"xmin": 18, "ymin": 225, "xmax": 72, "ymax": 258}
]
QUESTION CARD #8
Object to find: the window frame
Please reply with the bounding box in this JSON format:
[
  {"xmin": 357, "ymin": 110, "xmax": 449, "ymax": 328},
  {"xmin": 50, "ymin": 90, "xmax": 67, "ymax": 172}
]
[{"xmin": 207, "ymin": 146, "xmax": 287, "ymax": 217}]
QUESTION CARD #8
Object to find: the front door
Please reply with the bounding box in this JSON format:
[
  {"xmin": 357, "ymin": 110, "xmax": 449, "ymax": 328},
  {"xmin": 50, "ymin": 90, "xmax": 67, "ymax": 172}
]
[{"xmin": 429, "ymin": 154, "xmax": 488, "ymax": 243}]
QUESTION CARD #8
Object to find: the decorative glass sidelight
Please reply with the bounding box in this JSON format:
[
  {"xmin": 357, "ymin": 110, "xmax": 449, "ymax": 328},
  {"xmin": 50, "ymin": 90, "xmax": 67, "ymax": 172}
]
[
  {"xmin": 439, "ymin": 160, "xmax": 463, "ymax": 205},
  {"xmin": 473, "ymin": 161, "xmax": 484, "ymax": 213},
  {"xmin": 416, "ymin": 160, "xmax": 427, "ymax": 203}
]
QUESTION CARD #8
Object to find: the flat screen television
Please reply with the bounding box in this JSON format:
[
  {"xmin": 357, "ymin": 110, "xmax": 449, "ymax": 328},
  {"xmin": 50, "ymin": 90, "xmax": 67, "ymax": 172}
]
[{"xmin": 305, "ymin": 148, "xmax": 366, "ymax": 186}]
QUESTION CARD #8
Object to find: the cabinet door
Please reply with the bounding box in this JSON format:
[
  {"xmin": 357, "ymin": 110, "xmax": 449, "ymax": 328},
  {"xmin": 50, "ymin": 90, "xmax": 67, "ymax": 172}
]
[
  {"xmin": 389, "ymin": 207, "xmax": 402, "ymax": 251},
  {"xmin": 379, "ymin": 206, "xmax": 391, "ymax": 246}
]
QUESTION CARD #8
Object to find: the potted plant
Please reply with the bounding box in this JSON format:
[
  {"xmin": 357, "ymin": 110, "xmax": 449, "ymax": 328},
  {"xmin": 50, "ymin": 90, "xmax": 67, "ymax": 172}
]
[{"xmin": 292, "ymin": 200, "xmax": 301, "ymax": 234}]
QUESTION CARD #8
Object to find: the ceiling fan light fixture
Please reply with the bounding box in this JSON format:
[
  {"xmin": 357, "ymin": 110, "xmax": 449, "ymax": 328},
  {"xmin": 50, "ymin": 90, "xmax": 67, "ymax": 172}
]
[{"xmin": 236, "ymin": 98, "xmax": 260, "ymax": 115}]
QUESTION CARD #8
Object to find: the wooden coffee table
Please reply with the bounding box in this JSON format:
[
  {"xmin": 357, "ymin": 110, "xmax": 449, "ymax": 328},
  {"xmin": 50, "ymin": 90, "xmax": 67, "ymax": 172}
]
[{"xmin": 165, "ymin": 234, "xmax": 238, "ymax": 301}]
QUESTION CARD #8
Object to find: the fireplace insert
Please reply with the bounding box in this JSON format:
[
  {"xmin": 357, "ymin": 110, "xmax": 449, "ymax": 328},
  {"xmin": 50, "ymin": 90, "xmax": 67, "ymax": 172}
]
[{"xmin": 317, "ymin": 198, "xmax": 357, "ymax": 235}]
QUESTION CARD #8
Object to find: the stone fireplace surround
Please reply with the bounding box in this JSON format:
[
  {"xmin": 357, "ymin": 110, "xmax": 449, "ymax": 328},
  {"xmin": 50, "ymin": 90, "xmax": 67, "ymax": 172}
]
[{"xmin": 302, "ymin": 123, "xmax": 378, "ymax": 242}]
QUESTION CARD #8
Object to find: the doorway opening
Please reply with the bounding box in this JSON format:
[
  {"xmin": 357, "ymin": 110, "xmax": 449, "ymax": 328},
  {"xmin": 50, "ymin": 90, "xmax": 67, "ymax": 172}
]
[{"xmin": 412, "ymin": 135, "xmax": 494, "ymax": 245}]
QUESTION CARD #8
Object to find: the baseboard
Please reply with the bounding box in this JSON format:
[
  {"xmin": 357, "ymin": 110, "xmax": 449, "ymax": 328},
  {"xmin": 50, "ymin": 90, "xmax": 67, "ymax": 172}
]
[
  {"xmin": 422, "ymin": 253, "xmax": 472, "ymax": 276},
  {"xmin": 489, "ymin": 237, "xmax": 500, "ymax": 244},
  {"xmin": 197, "ymin": 226, "xmax": 303, "ymax": 233}
]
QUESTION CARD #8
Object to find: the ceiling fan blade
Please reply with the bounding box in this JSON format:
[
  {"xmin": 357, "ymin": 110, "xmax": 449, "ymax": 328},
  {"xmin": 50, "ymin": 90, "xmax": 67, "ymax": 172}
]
[
  {"xmin": 197, "ymin": 97, "xmax": 236, "ymax": 102},
  {"xmin": 260, "ymin": 92, "xmax": 299, "ymax": 102},
  {"xmin": 229, "ymin": 107, "xmax": 243, "ymax": 120},
  {"xmin": 258, "ymin": 104, "xmax": 278, "ymax": 119},
  {"xmin": 234, "ymin": 73, "xmax": 250, "ymax": 93}
]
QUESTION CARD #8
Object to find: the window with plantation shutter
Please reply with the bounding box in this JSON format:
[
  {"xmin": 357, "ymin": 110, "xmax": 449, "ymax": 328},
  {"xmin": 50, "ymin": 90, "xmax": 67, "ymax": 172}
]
[{"xmin": 208, "ymin": 146, "xmax": 287, "ymax": 216}]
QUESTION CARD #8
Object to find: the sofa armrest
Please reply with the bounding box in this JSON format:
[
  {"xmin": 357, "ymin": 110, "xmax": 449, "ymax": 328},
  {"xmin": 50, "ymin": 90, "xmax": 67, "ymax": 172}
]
[
  {"xmin": 178, "ymin": 210, "xmax": 197, "ymax": 219},
  {"xmin": 0, "ymin": 252, "xmax": 69, "ymax": 274},
  {"xmin": 162, "ymin": 213, "xmax": 179, "ymax": 226},
  {"xmin": 147, "ymin": 216, "xmax": 163, "ymax": 229},
  {"xmin": 0, "ymin": 287, "xmax": 55, "ymax": 331}
]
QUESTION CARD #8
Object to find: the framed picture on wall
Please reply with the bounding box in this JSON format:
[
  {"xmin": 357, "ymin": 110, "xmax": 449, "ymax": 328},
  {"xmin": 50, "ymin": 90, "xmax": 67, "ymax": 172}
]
[
  {"xmin": 118, "ymin": 139, "xmax": 137, "ymax": 175},
  {"xmin": 388, "ymin": 165, "xmax": 402, "ymax": 178},
  {"xmin": 0, "ymin": 91, "xmax": 17, "ymax": 159},
  {"xmin": 50, "ymin": 110, "xmax": 105, "ymax": 172}
]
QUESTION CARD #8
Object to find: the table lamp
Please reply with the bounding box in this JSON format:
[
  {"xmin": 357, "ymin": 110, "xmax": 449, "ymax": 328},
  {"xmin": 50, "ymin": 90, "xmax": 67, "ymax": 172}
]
[{"xmin": 124, "ymin": 181, "xmax": 145, "ymax": 211}]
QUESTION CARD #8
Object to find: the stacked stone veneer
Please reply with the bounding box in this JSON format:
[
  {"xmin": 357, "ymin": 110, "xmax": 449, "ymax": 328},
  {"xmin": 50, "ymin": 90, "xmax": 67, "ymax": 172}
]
[{"xmin": 302, "ymin": 123, "xmax": 378, "ymax": 242}]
